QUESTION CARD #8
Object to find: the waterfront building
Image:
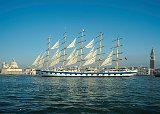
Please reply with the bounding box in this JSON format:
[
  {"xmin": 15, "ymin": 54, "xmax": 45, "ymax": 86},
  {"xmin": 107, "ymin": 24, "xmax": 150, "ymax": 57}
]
[
  {"xmin": 1, "ymin": 59, "xmax": 23, "ymax": 75},
  {"xmin": 137, "ymin": 67, "xmax": 150, "ymax": 75},
  {"xmin": 24, "ymin": 68, "xmax": 36, "ymax": 75},
  {"xmin": 150, "ymin": 48, "xmax": 155, "ymax": 75}
]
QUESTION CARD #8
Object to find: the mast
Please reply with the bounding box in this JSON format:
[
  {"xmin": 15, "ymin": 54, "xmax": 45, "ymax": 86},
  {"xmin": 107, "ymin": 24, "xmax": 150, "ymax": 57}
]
[
  {"xmin": 112, "ymin": 37, "xmax": 122, "ymax": 70},
  {"xmin": 62, "ymin": 32, "xmax": 67, "ymax": 69},
  {"xmin": 116, "ymin": 38, "xmax": 119, "ymax": 70},
  {"xmin": 46, "ymin": 34, "xmax": 51, "ymax": 70},
  {"xmin": 98, "ymin": 32, "xmax": 103, "ymax": 70},
  {"xmin": 79, "ymin": 29, "xmax": 85, "ymax": 70}
]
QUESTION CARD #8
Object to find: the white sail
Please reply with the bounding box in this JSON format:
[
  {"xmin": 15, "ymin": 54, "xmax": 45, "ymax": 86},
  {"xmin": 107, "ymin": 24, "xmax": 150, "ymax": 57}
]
[
  {"xmin": 38, "ymin": 52, "xmax": 46, "ymax": 68},
  {"xmin": 32, "ymin": 52, "xmax": 42, "ymax": 66},
  {"xmin": 67, "ymin": 38, "xmax": 76, "ymax": 48},
  {"xmin": 101, "ymin": 51, "xmax": 113, "ymax": 66},
  {"xmin": 84, "ymin": 47, "xmax": 95, "ymax": 60},
  {"xmin": 31, "ymin": 52, "xmax": 45, "ymax": 68},
  {"xmin": 38, "ymin": 64, "xmax": 43, "ymax": 69},
  {"xmin": 38, "ymin": 58, "xmax": 45, "ymax": 68},
  {"xmin": 83, "ymin": 50, "xmax": 97, "ymax": 66},
  {"xmin": 51, "ymin": 40, "xmax": 59, "ymax": 49},
  {"xmin": 51, "ymin": 49, "xmax": 59, "ymax": 60},
  {"xmin": 66, "ymin": 50, "xmax": 78, "ymax": 66},
  {"xmin": 85, "ymin": 39, "xmax": 94, "ymax": 48},
  {"xmin": 83, "ymin": 57, "xmax": 96, "ymax": 66},
  {"xmin": 67, "ymin": 48, "xmax": 76, "ymax": 60},
  {"xmin": 50, "ymin": 49, "xmax": 61, "ymax": 67},
  {"xmin": 38, "ymin": 53, "xmax": 45, "ymax": 64}
]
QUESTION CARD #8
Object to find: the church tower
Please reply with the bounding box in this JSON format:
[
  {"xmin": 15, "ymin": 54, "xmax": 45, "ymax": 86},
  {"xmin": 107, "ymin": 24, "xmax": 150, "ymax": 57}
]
[{"xmin": 150, "ymin": 48, "xmax": 155, "ymax": 75}]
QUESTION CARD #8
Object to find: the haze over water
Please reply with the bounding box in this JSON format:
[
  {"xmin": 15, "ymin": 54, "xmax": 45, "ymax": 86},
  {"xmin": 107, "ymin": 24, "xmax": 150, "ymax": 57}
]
[{"xmin": 0, "ymin": 75, "xmax": 160, "ymax": 114}]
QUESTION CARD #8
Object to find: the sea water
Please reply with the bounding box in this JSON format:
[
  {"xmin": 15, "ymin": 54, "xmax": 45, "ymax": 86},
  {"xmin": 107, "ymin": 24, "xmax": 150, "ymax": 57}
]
[{"xmin": 0, "ymin": 75, "xmax": 160, "ymax": 114}]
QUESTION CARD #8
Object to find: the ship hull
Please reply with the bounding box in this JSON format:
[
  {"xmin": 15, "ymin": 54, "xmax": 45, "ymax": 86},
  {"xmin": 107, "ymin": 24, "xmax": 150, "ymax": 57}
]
[{"xmin": 40, "ymin": 70, "xmax": 137, "ymax": 77}]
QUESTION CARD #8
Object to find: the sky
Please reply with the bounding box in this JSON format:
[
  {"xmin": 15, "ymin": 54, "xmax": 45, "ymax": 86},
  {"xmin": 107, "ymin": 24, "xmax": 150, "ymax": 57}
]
[{"xmin": 0, "ymin": 0, "xmax": 160, "ymax": 68}]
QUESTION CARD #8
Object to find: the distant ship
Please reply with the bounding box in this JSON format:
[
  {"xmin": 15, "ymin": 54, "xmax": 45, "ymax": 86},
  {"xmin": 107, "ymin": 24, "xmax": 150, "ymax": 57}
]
[{"xmin": 32, "ymin": 30, "xmax": 137, "ymax": 77}]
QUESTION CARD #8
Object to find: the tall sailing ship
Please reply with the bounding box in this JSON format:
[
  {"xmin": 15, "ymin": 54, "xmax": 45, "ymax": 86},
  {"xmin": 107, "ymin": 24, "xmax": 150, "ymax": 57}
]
[{"xmin": 32, "ymin": 30, "xmax": 137, "ymax": 77}]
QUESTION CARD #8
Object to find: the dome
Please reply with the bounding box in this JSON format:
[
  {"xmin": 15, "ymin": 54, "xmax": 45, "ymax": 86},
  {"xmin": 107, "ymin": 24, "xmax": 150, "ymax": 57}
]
[{"xmin": 10, "ymin": 59, "xmax": 19, "ymax": 68}]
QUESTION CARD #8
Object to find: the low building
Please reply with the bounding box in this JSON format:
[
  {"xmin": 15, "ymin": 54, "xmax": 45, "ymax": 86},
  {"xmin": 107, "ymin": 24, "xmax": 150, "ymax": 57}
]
[
  {"xmin": 24, "ymin": 68, "xmax": 37, "ymax": 75},
  {"xmin": 137, "ymin": 67, "xmax": 150, "ymax": 75},
  {"xmin": 1, "ymin": 59, "xmax": 23, "ymax": 75}
]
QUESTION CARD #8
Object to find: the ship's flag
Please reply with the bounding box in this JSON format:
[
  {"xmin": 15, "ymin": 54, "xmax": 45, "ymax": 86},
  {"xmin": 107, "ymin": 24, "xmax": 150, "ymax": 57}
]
[
  {"xmin": 85, "ymin": 39, "xmax": 94, "ymax": 48},
  {"xmin": 51, "ymin": 40, "xmax": 59, "ymax": 49},
  {"xmin": 67, "ymin": 38, "xmax": 76, "ymax": 48}
]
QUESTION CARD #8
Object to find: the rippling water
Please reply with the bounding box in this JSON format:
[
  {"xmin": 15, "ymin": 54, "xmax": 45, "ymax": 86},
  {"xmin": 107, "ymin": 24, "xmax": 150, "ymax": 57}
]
[{"xmin": 0, "ymin": 75, "xmax": 160, "ymax": 114}]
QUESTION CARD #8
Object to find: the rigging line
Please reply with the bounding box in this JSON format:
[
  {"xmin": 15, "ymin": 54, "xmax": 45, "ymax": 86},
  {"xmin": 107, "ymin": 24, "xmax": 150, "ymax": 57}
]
[
  {"xmin": 95, "ymin": 39, "xmax": 104, "ymax": 44},
  {"xmin": 95, "ymin": 33, "xmax": 104, "ymax": 38},
  {"xmin": 77, "ymin": 35, "xmax": 86, "ymax": 38},
  {"xmin": 111, "ymin": 45, "xmax": 123, "ymax": 49},
  {"xmin": 112, "ymin": 52, "xmax": 123, "ymax": 55},
  {"xmin": 77, "ymin": 40, "xmax": 86, "ymax": 43},
  {"xmin": 96, "ymin": 46, "xmax": 104, "ymax": 50},
  {"xmin": 112, "ymin": 38, "xmax": 123, "ymax": 42}
]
